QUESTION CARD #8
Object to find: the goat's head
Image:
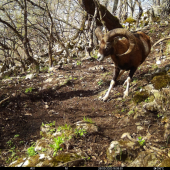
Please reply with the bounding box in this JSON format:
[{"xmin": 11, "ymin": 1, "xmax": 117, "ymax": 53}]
[{"xmin": 95, "ymin": 27, "xmax": 136, "ymax": 61}]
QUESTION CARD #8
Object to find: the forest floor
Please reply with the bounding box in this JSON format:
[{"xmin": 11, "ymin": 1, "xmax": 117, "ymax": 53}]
[{"xmin": 1, "ymin": 23, "xmax": 170, "ymax": 167}]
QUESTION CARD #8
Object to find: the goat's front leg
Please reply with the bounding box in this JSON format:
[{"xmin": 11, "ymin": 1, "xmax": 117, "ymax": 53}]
[
  {"xmin": 123, "ymin": 68, "xmax": 136, "ymax": 98},
  {"xmin": 123, "ymin": 77, "xmax": 131, "ymax": 98},
  {"xmin": 100, "ymin": 67, "xmax": 120, "ymax": 101}
]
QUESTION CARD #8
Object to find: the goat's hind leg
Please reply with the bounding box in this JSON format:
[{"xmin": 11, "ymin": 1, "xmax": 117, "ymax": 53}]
[
  {"xmin": 123, "ymin": 68, "xmax": 137, "ymax": 98},
  {"xmin": 100, "ymin": 67, "xmax": 120, "ymax": 101}
]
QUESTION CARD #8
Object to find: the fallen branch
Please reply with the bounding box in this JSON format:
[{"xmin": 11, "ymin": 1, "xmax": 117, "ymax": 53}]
[
  {"xmin": 152, "ymin": 37, "xmax": 170, "ymax": 47},
  {"xmin": 0, "ymin": 96, "xmax": 10, "ymax": 105}
]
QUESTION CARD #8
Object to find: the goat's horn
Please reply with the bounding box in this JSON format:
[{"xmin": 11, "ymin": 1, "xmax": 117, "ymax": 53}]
[
  {"xmin": 105, "ymin": 28, "xmax": 136, "ymax": 56},
  {"xmin": 95, "ymin": 27, "xmax": 104, "ymax": 41}
]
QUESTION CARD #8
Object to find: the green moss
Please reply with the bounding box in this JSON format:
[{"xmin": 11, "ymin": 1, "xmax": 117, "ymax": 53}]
[
  {"xmin": 27, "ymin": 154, "xmax": 40, "ymax": 167},
  {"xmin": 153, "ymin": 16, "xmax": 160, "ymax": 22},
  {"xmin": 40, "ymin": 131, "xmax": 47, "ymax": 138},
  {"xmin": 148, "ymin": 95, "xmax": 155, "ymax": 102},
  {"xmin": 151, "ymin": 75, "xmax": 170, "ymax": 90},
  {"xmin": 37, "ymin": 140, "xmax": 49, "ymax": 151},
  {"xmin": 140, "ymin": 20, "xmax": 149, "ymax": 26},
  {"xmin": 123, "ymin": 17, "xmax": 136, "ymax": 24},
  {"xmin": 133, "ymin": 91, "xmax": 149, "ymax": 104},
  {"xmin": 51, "ymin": 153, "xmax": 81, "ymax": 166},
  {"xmin": 9, "ymin": 158, "xmax": 25, "ymax": 167},
  {"xmin": 119, "ymin": 140, "xmax": 129, "ymax": 146},
  {"xmin": 154, "ymin": 70, "xmax": 167, "ymax": 76},
  {"xmin": 159, "ymin": 158, "xmax": 170, "ymax": 167}
]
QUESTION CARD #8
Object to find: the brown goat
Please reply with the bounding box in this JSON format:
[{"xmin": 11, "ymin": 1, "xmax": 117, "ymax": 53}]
[{"xmin": 95, "ymin": 27, "xmax": 152, "ymax": 101}]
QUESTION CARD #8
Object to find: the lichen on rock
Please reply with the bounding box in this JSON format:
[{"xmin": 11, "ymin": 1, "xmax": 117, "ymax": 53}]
[
  {"xmin": 133, "ymin": 91, "xmax": 149, "ymax": 104},
  {"xmin": 151, "ymin": 75, "xmax": 170, "ymax": 90}
]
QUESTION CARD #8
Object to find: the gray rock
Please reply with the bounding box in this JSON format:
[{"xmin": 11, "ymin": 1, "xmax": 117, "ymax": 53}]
[{"xmin": 128, "ymin": 151, "xmax": 160, "ymax": 167}]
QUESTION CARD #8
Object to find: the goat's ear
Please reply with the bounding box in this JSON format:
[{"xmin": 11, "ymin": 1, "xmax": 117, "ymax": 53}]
[{"xmin": 95, "ymin": 27, "xmax": 103, "ymax": 41}]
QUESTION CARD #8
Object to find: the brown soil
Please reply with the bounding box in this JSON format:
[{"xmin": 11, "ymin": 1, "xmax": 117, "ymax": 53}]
[{"xmin": 1, "ymin": 23, "xmax": 170, "ymax": 167}]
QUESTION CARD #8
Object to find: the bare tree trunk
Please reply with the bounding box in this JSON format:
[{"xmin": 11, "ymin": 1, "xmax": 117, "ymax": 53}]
[
  {"xmin": 78, "ymin": 0, "xmax": 123, "ymax": 30},
  {"xmin": 119, "ymin": 0, "xmax": 123, "ymax": 21},
  {"xmin": 161, "ymin": 0, "xmax": 170, "ymax": 16},
  {"xmin": 122, "ymin": 0, "xmax": 128, "ymax": 21},
  {"xmin": 46, "ymin": 3, "xmax": 69, "ymax": 60},
  {"xmin": 48, "ymin": 24, "xmax": 53, "ymax": 67},
  {"xmin": 112, "ymin": 0, "xmax": 119, "ymax": 15},
  {"xmin": 103, "ymin": 0, "xmax": 109, "ymax": 7},
  {"xmin": 156, "ymin": 0, "xmax": 160, "ymax": 5},
  {"xmin": 128, "ymin": 0, "xmax": 137, "ymax": 17},
  {"xmin": 23, "ymin": 0, "xmax": 39, "ymax": 70},
  {"xmin": 85, "ymin": 4, "xmax": 98, "ymax": 57},
  {"xmin": 135, "ymin": 0, "xmax": 143, "ymax": 28}
]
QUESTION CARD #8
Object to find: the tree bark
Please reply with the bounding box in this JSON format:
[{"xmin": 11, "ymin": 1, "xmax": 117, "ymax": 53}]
[
  {"xmin": 78, "ymin": 0, "xmax": 123, "ymax": 30},
  {"xmin": 112, "ymin": 0, "xmax": 119, "ymax": 15},
  {"xmin": 156, "ymin": 0, "xmax": 160, "ymax": 5},
  {"xmin": 162, "ymin": 0, "xmax": 170, "ymax": 15},
  {"xmin": 23, "ymin": 0, "xmax": 39, "ymax": 68},
  {"xmin": 135, "ymin": 0, "xmax": 143, "ymax": 27}
]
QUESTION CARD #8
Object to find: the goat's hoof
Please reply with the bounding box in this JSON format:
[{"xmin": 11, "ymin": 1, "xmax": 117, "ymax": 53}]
[
  {"xmin": 99, "ymin": 96, "xmax": 108, "ymax": 102},
  {"xmin": 123, "ymin": 93, "xmax": 128, "ymax": 99}
]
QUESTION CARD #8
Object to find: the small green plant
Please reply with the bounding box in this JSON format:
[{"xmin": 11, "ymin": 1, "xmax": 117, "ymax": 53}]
[
  {"xmin": 25, "ymin": 87, "xmax": 33, "ymax": 93},
  {"xmin": 149, "ymin": 29, "xmax": 153, "ymax": 33},
  {"xmin": 5, "ymin": 139, "xmax": 21, "ymax": 164},
  {"xmin": 97, "ymin": 80, "xmax": 103, "ymax": 86},
  {"xmin": 122, "ymin": 99, "xmax": 126, "ymax": 102},
  {"xmin": 19, "ymin": 141, "xmax": 24, "ymax": 144},
  {"xmin": 137, "ymin": 137, "xmax": 145, "ymax": 146},
  {"xmin": 62, "ymin": 124, "xmax": 71, "ymax": 130},
  {"xmin": 50, "ymin": 137, "xmax": 64, "ymax": 156},
  {"xmin": 121, "ymin": 108, "xmax": 126, "ymax": 112},
  {"xmin": 128, "ymin": 110, "xmax": 134, "ymax": 116},
  {"xmin": 83, "ymin": 116, "xmax": 93, "ymax": 123},
  {"xmin": 57, "ymin": 126, "xmax": 62, "ymax": 132},
  {"xmin": 57, "ymin": 124, "xmax": 71, "ymax": 131},
  {"xmin": 114, "ymin": 144, "xmax": 118, "ymax": 161},
  {"xmin": 157, "ymin": 114, "xmax": 163, "ymax": 118},
  {"xmin": 41, "ymin": 148, "xmax": 47, "ymax": 152},
  {"xmin": 27, "ymin": 145, "xmax": 37, "ymax": 157},
  {"xmin": 9, "ymin": 146, "xmax": 16, "ymax": 157},
  {"xmin": 4, "ymin": 75, "xmax": 10, "ymax": 79},
  {"xmin": 41, "ymin": 66, "xmax": 49, "ymax": 72},
  {"xmin": 14, "ymin": 134, "xmax": 19, "ymax": 138},
  {"xmin": 49, "ymin": 128, "xmax": 56, "ymax": 133},
  {"xmin": 132, "ymin": 78, "xmax": 137, "ymax": 83},
  {"xmin": 46, "ymin": 121, "xmax": 56, "ymax": 127},
  {"xmin": 92, "ymin": 55, "xmax": 98, "ymax": 59},
  {"xmin": 6, "ymin": 140, "xmax": 13, "ymax": 147},
  {"xmin": 77, "ymin": 61, "xmax": 81, "ymax": 66},
  {"xmin": 145, "ymin": 97, "xmax": 150, "ymax": 103},
  {"xmin": 74, "ymin": 128, "xmax": 87, "ymax": 137},
  {"xmin": 42, "ymin": 122, "xmax": 45, "ymax": 126}
]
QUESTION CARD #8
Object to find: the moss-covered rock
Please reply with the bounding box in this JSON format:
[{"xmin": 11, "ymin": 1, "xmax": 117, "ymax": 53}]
[
  {"xmin": 140, "ymin": 20, "xmax": 149, "ymax": 27},
  {"xmin": 151, "ymin": 75, "xmax": 170, "ymax": 90},
  {"xmin": 159, "ymin": 158, "xmax": 170, "ymax": 167},
  {"xmin": 133, "ymin": 91, "xmax": 149, "ymax": 104},
  {"xmin": 124, "ymin": 17, "xmax": 136, "ymax": 24},
  {"xmin": 128, "ymin": 151, "xmax": 160, "ymax": 167},
  {"xmin": 107, "ymin": 139, "xmax": 140, "ymax": 163},
  {"xmin": 143, "ymin": 101, "xmax": 159, "ymax": 112}
]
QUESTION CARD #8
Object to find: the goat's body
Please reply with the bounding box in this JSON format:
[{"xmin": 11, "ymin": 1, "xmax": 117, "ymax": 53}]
[
  {"xmin": 101, "ymin": 32, "xmax": 151, "ymax": 71},
  {"xmin": 95, "ymin": 28, "xmax": 152, "ymax": 101}
]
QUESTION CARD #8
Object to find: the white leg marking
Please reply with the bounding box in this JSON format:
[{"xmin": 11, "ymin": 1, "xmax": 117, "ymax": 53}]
[
  {"xmin": 101, "ymin": 80, "xmax": 115, "ymax": 101},
  {"xmin": 123, "ymin": 77, "xmax": 131, "ymax": 98}
]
